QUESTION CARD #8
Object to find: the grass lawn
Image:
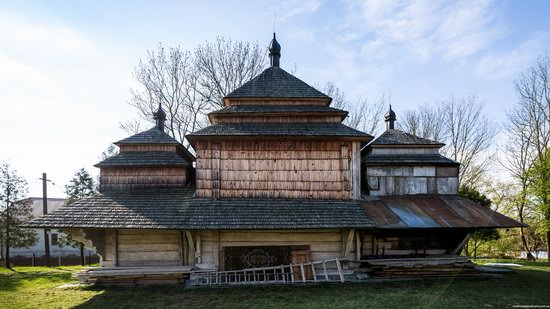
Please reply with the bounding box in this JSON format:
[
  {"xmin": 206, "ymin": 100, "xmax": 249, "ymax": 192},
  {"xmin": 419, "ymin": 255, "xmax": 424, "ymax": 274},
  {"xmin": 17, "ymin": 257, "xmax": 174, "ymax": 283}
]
[{"xmin": 0, "ymin": 259, "xmax": 549, "ymax": 309}]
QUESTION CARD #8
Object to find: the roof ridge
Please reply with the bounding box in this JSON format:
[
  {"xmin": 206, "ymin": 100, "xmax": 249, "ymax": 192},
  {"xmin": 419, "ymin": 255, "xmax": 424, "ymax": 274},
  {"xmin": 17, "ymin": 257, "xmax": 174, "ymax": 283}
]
[
  {"xmin": 368, "ymin": 129, "xmax": 444, "ymax": 146},
  {"xmin": 224, "ymin": 67, "xmax": 331, "ymax": 102}
]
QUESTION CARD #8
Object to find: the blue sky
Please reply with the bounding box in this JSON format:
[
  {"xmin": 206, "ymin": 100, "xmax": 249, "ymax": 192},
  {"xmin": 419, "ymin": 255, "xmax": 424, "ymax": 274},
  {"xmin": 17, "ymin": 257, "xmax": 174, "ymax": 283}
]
[{"xmin": 1, "ymin": 0, "xmax": 549, "ymax": 197}]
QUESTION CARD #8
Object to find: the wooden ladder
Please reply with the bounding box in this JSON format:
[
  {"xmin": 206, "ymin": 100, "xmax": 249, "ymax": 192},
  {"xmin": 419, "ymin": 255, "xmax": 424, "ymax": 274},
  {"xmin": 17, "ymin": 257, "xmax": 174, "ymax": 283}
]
[{"xmin": 193, "ymin": 258, "xmax": 347, "ymax": 286}]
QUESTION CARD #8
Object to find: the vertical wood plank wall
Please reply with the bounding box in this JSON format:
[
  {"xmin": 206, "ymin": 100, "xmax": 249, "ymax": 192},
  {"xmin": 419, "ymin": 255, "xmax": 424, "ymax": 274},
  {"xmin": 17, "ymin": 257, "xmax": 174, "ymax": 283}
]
[
  {"xmin": 196, "ymin": 140, "xmax": 361, "ymax": 199},
  {"xmin": 100, "ymin": 167, "xmax": 188, "ymax": 192}
]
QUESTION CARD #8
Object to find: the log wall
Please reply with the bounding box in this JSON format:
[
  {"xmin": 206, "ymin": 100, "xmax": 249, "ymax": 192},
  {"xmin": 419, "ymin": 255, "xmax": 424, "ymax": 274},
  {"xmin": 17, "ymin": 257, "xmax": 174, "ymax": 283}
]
[
  {"xmin": 196, "ymin": 230, "xmax": 357, "ymax": 269},
  {"xmin": 195, "ymin": 140, "xmax": 361, "ymax": 199},
  {"xmin": 101, "ymin": 229, "xmax": 183, "ymax": 267},
  {"xmin": 99, "ymin": 167, "xmax": 188, "ymax": 192}
]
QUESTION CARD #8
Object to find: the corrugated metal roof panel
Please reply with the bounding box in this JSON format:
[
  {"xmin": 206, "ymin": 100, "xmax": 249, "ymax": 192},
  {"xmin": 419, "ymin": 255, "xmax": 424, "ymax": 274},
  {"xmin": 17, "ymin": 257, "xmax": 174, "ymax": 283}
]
[{"xmin": 360, "ymin": 195, "xmax": 526, "ymax": 229}]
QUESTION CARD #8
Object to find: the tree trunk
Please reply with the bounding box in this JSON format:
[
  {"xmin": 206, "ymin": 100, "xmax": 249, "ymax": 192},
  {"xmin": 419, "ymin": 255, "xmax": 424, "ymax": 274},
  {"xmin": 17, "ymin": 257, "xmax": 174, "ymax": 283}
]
[
  {"xmin": 547, "ymin": 230, "xmax": 550, "ymax": 262},
  {"xmin": 4, "ymin": 203, "xmax": 10, "ymax": 269},
  {"xmin": 80, "ymin": 243, "xmax": 85, "ymax": 266}
]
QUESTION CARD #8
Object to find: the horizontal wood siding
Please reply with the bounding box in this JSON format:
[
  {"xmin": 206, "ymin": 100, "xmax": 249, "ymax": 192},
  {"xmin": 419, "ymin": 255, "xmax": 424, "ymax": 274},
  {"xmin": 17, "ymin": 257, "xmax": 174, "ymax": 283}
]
[
  {"xmin": 195, "ymin": 141, "xmax": 355, "ymax": 199},
  {"xmin": 100, "ymin": 167, "xmax": 188, "ymax": 192},
  {"xmin": 198, "ymin": 230, "xmax": 349, "ymax": 269},
  {"xmin": 117, "ymin": 230, "xmax": 182, "ymax": 267}
]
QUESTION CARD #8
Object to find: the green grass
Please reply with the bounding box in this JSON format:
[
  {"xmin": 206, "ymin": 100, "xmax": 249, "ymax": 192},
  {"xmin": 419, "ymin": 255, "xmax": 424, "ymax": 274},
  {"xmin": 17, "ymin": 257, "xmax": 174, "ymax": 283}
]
[{"xmin": 0, "ymin": 260, "xmax": 549, "ymax": 309}]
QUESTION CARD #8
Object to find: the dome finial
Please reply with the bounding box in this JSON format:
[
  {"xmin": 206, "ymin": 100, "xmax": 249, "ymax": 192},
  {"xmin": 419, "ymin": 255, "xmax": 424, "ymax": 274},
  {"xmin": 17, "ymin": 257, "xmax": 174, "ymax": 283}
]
[
  {"xmin": 269, "ymin": 33, "xmax": 281, "ymax": 67},
  {"xmin": 153, "ymin": 103, "xmax": 166, "ymax": 132},
  {"xmin": 384, "ymin": 104, "xmax": 396, "ymax": 130}
]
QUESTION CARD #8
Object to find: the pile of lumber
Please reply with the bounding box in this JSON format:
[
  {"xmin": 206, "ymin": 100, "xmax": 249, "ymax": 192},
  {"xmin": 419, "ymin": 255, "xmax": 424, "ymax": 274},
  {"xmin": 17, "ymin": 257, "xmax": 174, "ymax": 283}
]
[
  {"xmin": 76, "ymin": 266, "xmax": 192, "ymax": 285},
  {"xmin": 364, "ymin": 256, "xmax": 479, "ymax": 278}
]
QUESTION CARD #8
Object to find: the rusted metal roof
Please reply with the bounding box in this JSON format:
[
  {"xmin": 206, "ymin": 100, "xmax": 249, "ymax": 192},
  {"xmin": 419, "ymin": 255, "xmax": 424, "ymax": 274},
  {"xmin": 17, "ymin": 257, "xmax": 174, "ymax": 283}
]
[{"xmin": 360, "ymin": 195, "xmax": 526, "ymax": 229}]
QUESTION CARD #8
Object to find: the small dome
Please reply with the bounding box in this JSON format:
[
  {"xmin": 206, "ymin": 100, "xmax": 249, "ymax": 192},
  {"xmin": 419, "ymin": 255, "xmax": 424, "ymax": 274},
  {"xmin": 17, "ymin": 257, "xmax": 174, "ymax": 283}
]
[
  {"xmin": 269, "ymin": 33, "xmax": 281, "ymax": 54},
  {"xmin": 384, "ymin": 105, "xmax": 396, "ymax": 120},
  {"xmin": 153, "ymin": 104, "xmax": 167, "ymax": 120}
]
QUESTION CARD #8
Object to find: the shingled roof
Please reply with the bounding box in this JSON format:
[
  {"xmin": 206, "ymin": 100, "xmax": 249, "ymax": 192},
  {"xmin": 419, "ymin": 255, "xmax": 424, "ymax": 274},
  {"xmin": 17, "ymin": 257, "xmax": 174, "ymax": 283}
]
[
  {"xmin": 187, "ymin": 123, "xmax": 372, "ymax": 141},
  {"xmin": 25, "ymin": 189, "xmax": 375, "ymax": 230},
  {"xmin": 362, "ymin": 154, "xmax": 459, "ymax": 166},
  {"xmin": 368, "ymin": 129, "xmax": 444, "ymax": 147},
  {"xmin": 211, "ymin": 105, "xmax": 347, "ymax": 115},
  {"xmin": 224, "ymin": 67, "xmax": 330, "ymax": 102},
  {"xmin": 115, "ymin": 127, "xmax": 181, "ymax": 145},
  {"xmin": 95, "ymin": 152, "xmax": 190, "ymax": 167},
  {"xmin": 25, "ymin": 189, "xmax": 195, "ymax": 230},
  {"xmin": 187, "ymin": 198, "xmax": 373, "ymax": 229}
]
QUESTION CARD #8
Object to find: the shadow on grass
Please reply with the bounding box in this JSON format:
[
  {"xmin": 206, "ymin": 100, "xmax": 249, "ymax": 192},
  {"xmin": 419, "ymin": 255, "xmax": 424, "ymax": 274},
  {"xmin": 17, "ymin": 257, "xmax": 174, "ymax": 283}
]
[
  {"xmin": 0, "ymin": 267, "xmax": 75, "ymax": 292},
  {"xmin": 72, "ymin": 264, "xmax": 550, "ymax": 309}
]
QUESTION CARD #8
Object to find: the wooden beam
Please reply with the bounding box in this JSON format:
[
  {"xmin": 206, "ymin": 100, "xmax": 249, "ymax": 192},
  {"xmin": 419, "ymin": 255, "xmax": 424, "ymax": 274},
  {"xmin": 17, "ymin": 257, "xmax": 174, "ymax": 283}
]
[
  {"xmin": 355, "ymin": 230, "xmax": 361, "ymax": 260},
  {"xmin": 180, "ymin": 230, "xmax": 185, "ymax": 266},
  {"xmin": 342, "ymin": 229, "xmax": 355, "ymax": 258},
  {"xmin": 452, "ymin": 233, "xmax": 471, "ymax": 255},
  {"xmin": 112, "ymin": 229, "xmax": 118, "ymax": 267},
  {"xmin": 185, "ymin": 231, "xmax": 196, "ymax": 266},
  {"xmin": 212, "ymin": 143, "xmax": 220, "ymax": 199},
  {"xmin": 196, "ymin": 234, "xmax": 202, "ymax": 264}
]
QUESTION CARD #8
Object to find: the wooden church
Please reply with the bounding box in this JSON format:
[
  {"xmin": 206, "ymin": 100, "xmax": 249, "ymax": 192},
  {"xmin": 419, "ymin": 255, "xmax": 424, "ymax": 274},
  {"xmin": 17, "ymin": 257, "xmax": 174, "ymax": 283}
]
[{"xmin": 28, "ymin": 34, "xmax": 523, "ymax": 284}]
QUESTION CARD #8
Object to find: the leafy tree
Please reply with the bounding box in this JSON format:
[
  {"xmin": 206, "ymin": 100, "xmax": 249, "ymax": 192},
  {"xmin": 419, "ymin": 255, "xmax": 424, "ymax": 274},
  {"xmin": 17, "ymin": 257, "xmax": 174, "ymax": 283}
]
[
  {"xmin": 527, "ymin": 149, "xmax": 550, "ymax": 258},
  {"xmin": 59, "ymin": 168, "xmax": 97, "ymax": 265},
  {"xmin": 460, "ymin": 186, "xmax": 500, "ymax": 258},
  {"xmin": 504, "ymin": 53, "xmax": 550, "ymax": 261},
  {"xmin": 0, "ymin": 163, "xmax": 37, "ymax": 268}
]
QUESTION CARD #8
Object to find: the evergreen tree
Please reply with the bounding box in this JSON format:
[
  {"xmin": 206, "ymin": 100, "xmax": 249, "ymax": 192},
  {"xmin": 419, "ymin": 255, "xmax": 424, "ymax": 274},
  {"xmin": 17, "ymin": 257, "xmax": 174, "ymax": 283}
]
[
  {"xmin": 0, "ymin": 163, "xmax": 37, "ymax": 268},
  {"xmin": 60, "ymin": 168, "xmax": 97, "ymax": 265}
]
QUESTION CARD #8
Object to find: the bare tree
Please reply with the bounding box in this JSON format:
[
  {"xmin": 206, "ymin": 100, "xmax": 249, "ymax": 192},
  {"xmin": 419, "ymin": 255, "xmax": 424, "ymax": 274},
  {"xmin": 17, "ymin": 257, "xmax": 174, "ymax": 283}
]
[
  {"xmin": 504, "ymin": 53, "xmax": 550, "ymax": 261},
  {"xmin": 321, "ymin": 82, "xmax": 386, "ymax": 135},
  {"xmin": 194, "ymin": 37, "xmax": 267, "ymax": 108},
  {"xmin": 398, "ymin": 95, "xmax": 497, "ymax": 187},
  {"xmin": 122, "ymin": 38, "xmax": 267, "ymax": 144}
]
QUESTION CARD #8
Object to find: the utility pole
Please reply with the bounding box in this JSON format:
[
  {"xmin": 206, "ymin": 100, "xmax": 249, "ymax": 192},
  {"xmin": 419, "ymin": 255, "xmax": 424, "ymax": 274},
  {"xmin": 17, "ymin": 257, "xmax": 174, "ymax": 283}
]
[{"xmin": 40, "ymin": 173, "xmax": 52, "ymax": 267}]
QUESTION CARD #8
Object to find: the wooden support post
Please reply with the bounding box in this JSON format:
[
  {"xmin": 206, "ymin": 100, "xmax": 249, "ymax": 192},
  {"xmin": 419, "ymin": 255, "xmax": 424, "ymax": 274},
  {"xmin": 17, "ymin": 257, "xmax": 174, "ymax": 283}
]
[
  {"xmin": 179, "ymin": 230, "xmax": 185, "ymax": 266},
  {"xmin": 196, "ymin": 234, "xmax": 202, "ymax": 264},
  {"xmin": 342, "ymin": 229, "xmax": 355, "ymax": 258},
  {"xmin": 112, "ymin": 229, "xmax": 118, "ymax": 267},
  {"xmin": 214, "ymin": 230, "xmax": 220, "ymax": 268},
  {"xmin": 452, "ymin": 233, "xmax": 471, "ymax": 255},
  {"xmin": 355, "ymin": 230, "xmax": 361, "ymax": 260},
  {"xmin": 290, "ymin": 263, "xmax": 295, "ymax": 283},
  {"xmin": 185, "ymin": 231, "xmax": 196, "ymax": 265}
]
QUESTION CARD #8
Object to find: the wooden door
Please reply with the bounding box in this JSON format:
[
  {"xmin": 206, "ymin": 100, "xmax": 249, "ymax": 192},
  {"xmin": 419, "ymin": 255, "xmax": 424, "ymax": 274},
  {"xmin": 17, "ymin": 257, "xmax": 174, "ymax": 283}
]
[{"xmin": 291, "ymin": 247, "xmax": 312, "ymax": 281}]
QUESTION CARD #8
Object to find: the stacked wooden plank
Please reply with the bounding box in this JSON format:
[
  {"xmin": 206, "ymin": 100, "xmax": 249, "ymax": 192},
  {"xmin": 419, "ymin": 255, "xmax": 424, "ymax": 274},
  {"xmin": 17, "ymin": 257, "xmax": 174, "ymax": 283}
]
[
  {"xmin": 364, "ymin": 256, "xmax": 479, "ymax": 278},
  {"xmin": 75, "ymin": 266, "xmax": 192, "ymax": 285}
]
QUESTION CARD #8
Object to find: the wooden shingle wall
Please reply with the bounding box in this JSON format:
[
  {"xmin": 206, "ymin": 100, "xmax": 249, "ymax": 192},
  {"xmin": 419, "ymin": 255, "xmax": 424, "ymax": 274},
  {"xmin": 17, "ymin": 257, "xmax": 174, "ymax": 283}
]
[
  {"xmin": 99, "ymin": 167, "xmax": 188, "ymax": 192},
  {"xmin": 195, "ymin": 140, "xmax": 361, "ymax": 199}
]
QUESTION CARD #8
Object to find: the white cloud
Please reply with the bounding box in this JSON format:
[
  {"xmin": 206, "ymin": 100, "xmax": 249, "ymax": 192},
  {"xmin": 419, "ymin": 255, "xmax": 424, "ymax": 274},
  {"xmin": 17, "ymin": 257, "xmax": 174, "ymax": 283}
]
[
  {"xmin": 474, "ymin": 32, "xmax": 550, "ymax": 81},
  {"xmin": 279, "ymin": 0, "xmax": 321, "ymax": 22}
]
